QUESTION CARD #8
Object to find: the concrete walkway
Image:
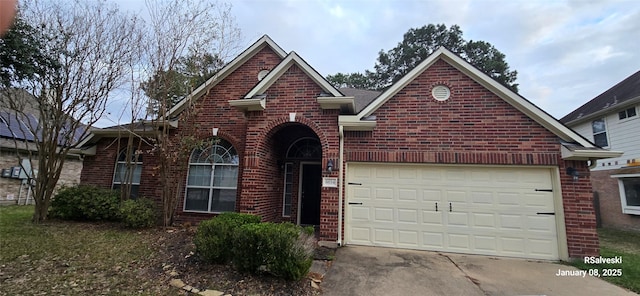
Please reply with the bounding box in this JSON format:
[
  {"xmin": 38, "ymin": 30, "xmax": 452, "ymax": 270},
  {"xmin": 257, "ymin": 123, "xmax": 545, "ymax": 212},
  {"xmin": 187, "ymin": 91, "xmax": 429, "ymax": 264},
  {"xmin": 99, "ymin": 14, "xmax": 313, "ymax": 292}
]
[{"xmin": 321, "ymin": 246, "xmax": 637, "ymax": 296}]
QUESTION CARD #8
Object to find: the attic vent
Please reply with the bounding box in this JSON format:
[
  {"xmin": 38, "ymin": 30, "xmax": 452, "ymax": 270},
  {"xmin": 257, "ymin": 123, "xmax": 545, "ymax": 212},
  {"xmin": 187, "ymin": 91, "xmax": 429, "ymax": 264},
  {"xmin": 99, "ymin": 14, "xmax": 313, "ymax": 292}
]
[
  {"xmin": 432, "ymin": 85, "xmax": 451, "ymax": 101},
  {"xmin": 258, "ymin": 70, "xmax": 269, "ymax": 81}
]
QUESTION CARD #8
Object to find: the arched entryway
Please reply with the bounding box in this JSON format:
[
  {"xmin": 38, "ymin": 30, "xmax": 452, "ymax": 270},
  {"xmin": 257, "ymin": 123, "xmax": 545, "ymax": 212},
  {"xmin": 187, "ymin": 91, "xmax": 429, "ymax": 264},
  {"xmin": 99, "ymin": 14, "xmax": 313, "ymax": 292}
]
[{"xmin": 271, "ymin": 124, "xmax": 323, "ymax": 226}]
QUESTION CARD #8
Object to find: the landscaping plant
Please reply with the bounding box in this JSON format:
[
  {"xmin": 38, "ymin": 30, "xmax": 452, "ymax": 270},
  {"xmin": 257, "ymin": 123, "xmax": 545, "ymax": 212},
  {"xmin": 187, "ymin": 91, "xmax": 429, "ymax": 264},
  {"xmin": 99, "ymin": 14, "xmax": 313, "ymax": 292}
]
[
  {"xmin": 49, "ymin": 185, "xmax": 120, "ymax": 221},
  {"xmin": 119, "ymin": 198, "xmax": 157, "ymax": 228},
  {"xmin": 194, "ymin": 212, "xmax": 261, "ymax": 263}
]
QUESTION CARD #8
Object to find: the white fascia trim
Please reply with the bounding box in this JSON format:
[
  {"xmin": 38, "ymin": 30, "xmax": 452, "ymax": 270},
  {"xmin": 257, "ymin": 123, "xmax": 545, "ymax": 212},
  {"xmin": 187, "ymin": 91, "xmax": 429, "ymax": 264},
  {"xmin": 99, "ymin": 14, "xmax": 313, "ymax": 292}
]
[
  {"xmin": 560, "ymin": 145, "xmax": 624, "ymax": 160},
  {"xmin": 244, "ymin": 52, "xmax": 343, "ymax": 99},
  {"xmin": 317, "ymin": 97, "xmax": 355, "ymax": 113},
  {"xmin": 338, "ymin": 115, "xmax": 376, "ymax": 131},
  {"xmin": 228, "ymin": 97, "xmax": 266, "ymax": 111},
  {"xmin": 356, "ymin": 47, "xmax": 595, "ymax": 148},
  {"xmin": 169, "ymin": 35, "xmax": 287, "ymax": 116}
]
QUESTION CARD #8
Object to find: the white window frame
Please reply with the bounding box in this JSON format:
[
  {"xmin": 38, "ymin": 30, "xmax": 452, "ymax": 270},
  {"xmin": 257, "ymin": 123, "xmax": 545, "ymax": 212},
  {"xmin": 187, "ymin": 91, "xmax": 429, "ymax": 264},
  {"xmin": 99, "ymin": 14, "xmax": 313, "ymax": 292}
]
[
  {"xmin": 112, "ymin": 149, "xmax": 142, "ymax": 199},
  {"xmin": 183, "ymin": 139, "xmax": 239, "ymax": 214},
  {"xmin": 591, "ymin": 118, "xmax": 609, "ymax": 148},
  {"xmin": 611, "ymin": 173, "xmax": 640, "ymax": 215},
  {"xmin": 618, "ymin": 106, "xmax": 637, "ymax": 121},
  {"xmin": 282, "ymin": 162, "xmax": 294, "ymax": 217}
]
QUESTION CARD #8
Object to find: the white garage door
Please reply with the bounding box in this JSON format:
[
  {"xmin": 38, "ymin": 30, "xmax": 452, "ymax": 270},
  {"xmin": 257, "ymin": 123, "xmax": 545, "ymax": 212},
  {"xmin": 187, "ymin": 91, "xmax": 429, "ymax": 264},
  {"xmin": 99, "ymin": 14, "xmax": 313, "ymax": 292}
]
[{"xmin": 346, "ymin": 163, "xmax": 559, "ymax": 260}]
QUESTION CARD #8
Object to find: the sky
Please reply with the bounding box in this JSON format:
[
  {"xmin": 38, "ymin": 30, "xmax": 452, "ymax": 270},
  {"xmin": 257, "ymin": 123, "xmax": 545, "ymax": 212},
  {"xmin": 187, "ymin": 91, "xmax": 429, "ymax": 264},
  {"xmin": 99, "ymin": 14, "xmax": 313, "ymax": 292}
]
[{"xmin": 106, "ymin": 0, "xmax": 640, "ymax": 125}]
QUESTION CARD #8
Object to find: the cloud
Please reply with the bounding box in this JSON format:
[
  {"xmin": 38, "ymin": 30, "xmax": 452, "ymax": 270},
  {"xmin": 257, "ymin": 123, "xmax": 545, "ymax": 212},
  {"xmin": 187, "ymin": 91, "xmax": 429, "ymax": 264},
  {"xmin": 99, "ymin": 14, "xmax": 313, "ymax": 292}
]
[{"xmin": 105, "ymin": 0, "xmax": 640, "ymax": 125}]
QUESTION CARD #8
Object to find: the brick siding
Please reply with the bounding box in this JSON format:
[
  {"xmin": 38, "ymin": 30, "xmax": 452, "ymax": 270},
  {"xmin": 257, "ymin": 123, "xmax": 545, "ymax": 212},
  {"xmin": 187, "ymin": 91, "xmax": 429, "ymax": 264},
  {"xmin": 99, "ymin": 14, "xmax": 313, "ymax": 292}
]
[{"xmin": 591, "ymin": 170, "xmax": 640, "ymax": 231}]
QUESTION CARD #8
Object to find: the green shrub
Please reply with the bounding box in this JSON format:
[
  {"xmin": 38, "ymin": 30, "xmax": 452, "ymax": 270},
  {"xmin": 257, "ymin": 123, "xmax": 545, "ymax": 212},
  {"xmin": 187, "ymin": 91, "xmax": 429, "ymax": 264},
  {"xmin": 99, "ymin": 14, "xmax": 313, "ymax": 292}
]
[
  {"xmin": 194, "ymin": 212, "xmax": 261, "ymax": 264},
  {"xmin": 232, "ymin": 222, "xmax": 315, "ymax": 280},
  {"xmin": 119, "ymin": 198, "xmax": 156, "ymax": 228},
  {"xmin": 50, "ymin": 185, "xmax": 120, "ymax": 221}
]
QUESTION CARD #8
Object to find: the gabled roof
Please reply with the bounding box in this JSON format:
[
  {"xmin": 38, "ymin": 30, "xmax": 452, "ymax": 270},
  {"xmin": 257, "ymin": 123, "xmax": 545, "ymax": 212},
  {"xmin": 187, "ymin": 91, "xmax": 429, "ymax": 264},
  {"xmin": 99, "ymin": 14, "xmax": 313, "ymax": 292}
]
[
  {"xmin": 560, "ymin": 70, "xmax": 640, "ymax": 125},
  {"xmin": 338, "ymin": 47, "xmax": 622, "ymax": 160},
  {"xmin": 230, "ymin": 51, "xmax": 355, "ymax": 112},
  {"xmin": 243, "ymin": 51, "xmax": 343, "ymax": 98},
  {"xmin": 168, "ymin": 35, "xmax": 287, "ymax": 117}
]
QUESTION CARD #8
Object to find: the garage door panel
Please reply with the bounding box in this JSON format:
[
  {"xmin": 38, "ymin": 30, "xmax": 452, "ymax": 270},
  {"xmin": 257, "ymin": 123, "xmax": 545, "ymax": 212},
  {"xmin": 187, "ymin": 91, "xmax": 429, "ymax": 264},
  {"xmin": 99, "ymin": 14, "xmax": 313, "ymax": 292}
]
[
  {"xmin": 474, "ymin": 235, "xmax": 498, "ymax": 251},
  {"xmin": 346, "ymin": 164, "xmax": 559, "ymax": 260},
  {"xmin": 350, "ymin": 227, "xmax": 371, "ymax": 244},
  {"xmin": 352, "ymin": 187, "xmax": 372, "ymax": 200},
  {"xmin": 374, "ymin": 207, "xmax": 394, "ymax": 222},
  {"xmin": 527, "ymin": 216, "xmax": 556, "ymax": 232},
  {"xmin": 447, "ymin": 234, "xmax": 470, "ymax": 250},
  {"xmin": 373, "ymin": 229, "xmax": 394, "ymax": 244},
  {"xmin": 446, "ymin": 190, "xmax": 467, "ymax": 202},
  {"xmin": 448, "ymin": 212, "xmax": 470, "ymax": 226},
  {"xmin": 375, "ymin": 188, "xmax": 394, "ymax": 200},
  {"xmin": 423, "ymin": 232, "xmax": 444, "ymax": 249},
  {"xmin": 473, "ymin": 213, "xmax": 496, "ymax": 228},
  {"xmin": 471, "ymin": 191, "xmax": 494, "ymax": 204},
  {"xmin": 398, "ymin": 230, "xmax": 419, "ymax": 246},
  {"xmin": 350, "ymin": 206, "xmax": 370, "ymax": 221},
  {"xmin": 398, "ymin": 189, "xmax": 418, "ymax": 201},
  {"xmin": 499, "ymin": 214, "xmax": 524, "ymax": 229},
  {"xmin": 397, "ymin": 208, "xmax": 418, "ymax": 223},
  {"xmin": 422, "ymin": 189, "xmax": 442, "ymax": 202},
  {"xmin": 422, "ymin": 210, "xmax": 444, "ymax": 225}
]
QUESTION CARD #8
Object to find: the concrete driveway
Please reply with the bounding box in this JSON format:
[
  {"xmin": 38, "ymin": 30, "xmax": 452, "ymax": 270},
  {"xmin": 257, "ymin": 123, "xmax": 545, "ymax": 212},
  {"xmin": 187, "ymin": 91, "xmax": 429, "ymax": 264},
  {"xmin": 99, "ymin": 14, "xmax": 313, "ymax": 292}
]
[{"xmin": 321, "ymin": 246, "xmax": 637, "ymax": 296}]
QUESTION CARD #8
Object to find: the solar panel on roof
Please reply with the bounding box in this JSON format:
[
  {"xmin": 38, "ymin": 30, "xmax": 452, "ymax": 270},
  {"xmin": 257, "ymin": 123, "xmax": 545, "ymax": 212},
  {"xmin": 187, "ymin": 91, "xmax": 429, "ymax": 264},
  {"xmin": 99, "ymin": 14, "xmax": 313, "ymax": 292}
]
[{"xmin": 0, "ymin": 110, "xmax": 37, "ymax": 141}]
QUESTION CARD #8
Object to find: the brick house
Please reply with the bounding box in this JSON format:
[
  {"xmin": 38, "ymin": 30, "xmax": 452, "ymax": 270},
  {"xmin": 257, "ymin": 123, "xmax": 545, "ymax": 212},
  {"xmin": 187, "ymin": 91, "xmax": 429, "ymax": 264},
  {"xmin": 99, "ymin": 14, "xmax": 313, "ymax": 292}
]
[
  {"xmin": 79, "ymin": 35, "xmax": 622, "ymax": 260},
  {"xmin": 561, "ymin": 70, "xmax": 640, "ymax": 231}
]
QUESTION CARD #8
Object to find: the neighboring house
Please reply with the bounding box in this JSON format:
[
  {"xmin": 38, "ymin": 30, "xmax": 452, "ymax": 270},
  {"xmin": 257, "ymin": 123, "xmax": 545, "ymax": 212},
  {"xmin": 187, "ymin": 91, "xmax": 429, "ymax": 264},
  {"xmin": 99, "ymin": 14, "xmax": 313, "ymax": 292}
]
[
  {"xmin": 79, "ymin": 35, "xmax": 622, "ymax": 260},
  {"xmin": 561, "ymin": 70, "xmax": 640, "ymax": 231},
  {"xmin": 0, "ymin": 92, "xmax": 84, "ymax": 205}
]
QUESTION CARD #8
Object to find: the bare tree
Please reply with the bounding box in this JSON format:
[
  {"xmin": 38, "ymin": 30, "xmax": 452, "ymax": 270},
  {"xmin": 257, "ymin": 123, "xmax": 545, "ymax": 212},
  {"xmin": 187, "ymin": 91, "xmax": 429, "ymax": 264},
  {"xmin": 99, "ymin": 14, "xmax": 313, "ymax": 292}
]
[
  {"xmin": 123, "ymin": 0, "xmax": 242, "ymax": 226},
  {"xmin": 0, "ymin": 0, "xmax": 140, "ymax": 222}
]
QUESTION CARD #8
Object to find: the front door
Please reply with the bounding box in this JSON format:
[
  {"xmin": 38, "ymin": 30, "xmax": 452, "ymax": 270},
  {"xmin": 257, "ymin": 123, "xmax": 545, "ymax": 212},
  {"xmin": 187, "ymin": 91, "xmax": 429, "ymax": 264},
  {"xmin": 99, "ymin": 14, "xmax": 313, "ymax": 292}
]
[{"xmin": 300, "ymin": 163, "xmax": 321, "ymax": 225}]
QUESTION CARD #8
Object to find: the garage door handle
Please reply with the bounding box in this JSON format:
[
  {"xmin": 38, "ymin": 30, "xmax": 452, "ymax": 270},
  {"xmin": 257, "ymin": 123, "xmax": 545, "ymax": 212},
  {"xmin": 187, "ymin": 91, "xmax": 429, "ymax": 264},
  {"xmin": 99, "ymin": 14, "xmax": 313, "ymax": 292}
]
[
  {"xmin": 449, "ymin": 202, "xmax": 452, "ymax": 212},
  {"xmin": 348, "ymin": 182, "xmax": 362, "ymax": 185},
  {"xmin": 536, "ymin": 212, "xmax": 555, "ymax": 215},
  {"xmin": 435, "ymin": 202, "xmax": 438, "ymax": 212},
  {"xmin": 349, "ymin": 202, "xmax": 363, "ymax": 205},
  {"xmin": 535, "ymin": 189, "xmax": 553, "ymax": 192}
]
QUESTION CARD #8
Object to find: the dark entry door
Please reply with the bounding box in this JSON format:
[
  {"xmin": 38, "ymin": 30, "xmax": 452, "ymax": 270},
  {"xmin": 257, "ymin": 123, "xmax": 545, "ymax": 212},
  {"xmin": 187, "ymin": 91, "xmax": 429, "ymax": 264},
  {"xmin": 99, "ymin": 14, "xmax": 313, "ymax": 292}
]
[{"xmin": 300, "ymin": 163, "xmax": 321, "ymax": 225}]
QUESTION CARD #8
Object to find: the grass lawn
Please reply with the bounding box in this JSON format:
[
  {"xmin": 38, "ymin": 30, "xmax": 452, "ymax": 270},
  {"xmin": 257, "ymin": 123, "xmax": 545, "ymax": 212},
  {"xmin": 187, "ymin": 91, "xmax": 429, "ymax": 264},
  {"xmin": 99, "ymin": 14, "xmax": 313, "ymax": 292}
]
[
  {"xmin": 0, "ymin": 205, "xmax": 319, "ymax": 296},
  {"xmin": 0, "ymin": 205, "xmax": 176, "ymax": 296},
  {"xmin": 569, "ymin": 228, "xmax": 640, "ymax": 293}
]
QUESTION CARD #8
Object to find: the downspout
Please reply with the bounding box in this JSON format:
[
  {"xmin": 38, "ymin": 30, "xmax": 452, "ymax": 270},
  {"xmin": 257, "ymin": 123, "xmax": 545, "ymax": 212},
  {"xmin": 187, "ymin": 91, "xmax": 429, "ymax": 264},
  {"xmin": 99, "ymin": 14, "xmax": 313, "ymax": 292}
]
[{"xmin": 337, "ymin": 125, "xmax": 344, "ymax": 246}]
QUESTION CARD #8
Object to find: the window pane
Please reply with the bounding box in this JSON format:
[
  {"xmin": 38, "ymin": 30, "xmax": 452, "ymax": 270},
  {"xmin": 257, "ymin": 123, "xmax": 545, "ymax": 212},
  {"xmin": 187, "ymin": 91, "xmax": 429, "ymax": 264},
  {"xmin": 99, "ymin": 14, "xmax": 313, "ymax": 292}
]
[
  {"xmin": 622, "ymin": 178, "xmax": 640, "ymax": 207},
  {"xmin": 210, "ymin": 189, "xmax": 236, "ymax": 212},
  {"xmin": 628, "ymin": 107, "xmax": 637, "ymax": 117},
  {"xmin": 114, "ymin": 163, "xmax": 126, "ymax": 183},
  {"xmin": 132, "ymin": 165, "xmax": 142, "ymax": 183},
  {"xmin": 213, "ymin": 165, "xmax": 238, "ymax": 187},
  {"xmin": 188, "ymin": 165, "xmax": 212, "ymax": 186},
  {"xmin": 592, "ymin": 119, "xmax": 606, "ymax": 133},
  {"xmin": 594, "ymin": 133, "xmax": 608, "ymax": 147},
  {"xmin": 619, "ymin": 111, "xmax": 627, "ymax": 120},
  {"xmin": 114, "ymin": 163, "xmax": 142, "ymax": 184},
  {"xmin": 185, "ymin": 188, "xmax": 209, "ymax": 211}
]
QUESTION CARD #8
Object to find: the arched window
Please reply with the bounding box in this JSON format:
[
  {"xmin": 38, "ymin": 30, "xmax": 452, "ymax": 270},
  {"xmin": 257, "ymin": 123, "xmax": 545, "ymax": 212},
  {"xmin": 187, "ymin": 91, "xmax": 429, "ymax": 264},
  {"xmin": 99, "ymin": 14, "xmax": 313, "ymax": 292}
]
[
  {"xmin": 112, "ymin": 149, "xmax": 143, "ymax": 199},
  {"xmin": 184, "ymin": 139, "xmax": 239, "ymax": 213},
  {"xmin": 286, "ymin": 137, "xmax": 321, "ymax": 159}
]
